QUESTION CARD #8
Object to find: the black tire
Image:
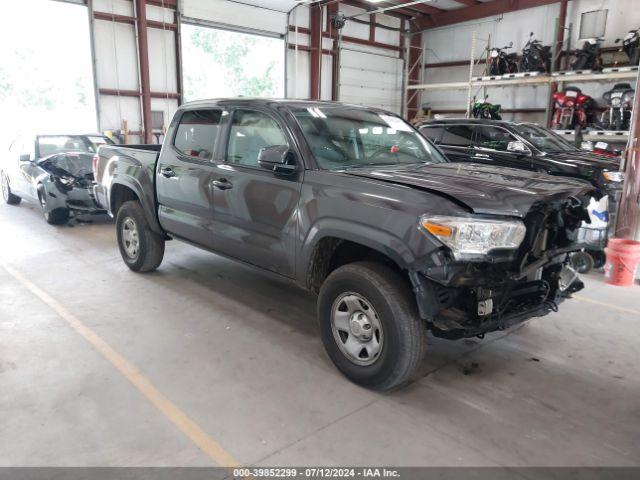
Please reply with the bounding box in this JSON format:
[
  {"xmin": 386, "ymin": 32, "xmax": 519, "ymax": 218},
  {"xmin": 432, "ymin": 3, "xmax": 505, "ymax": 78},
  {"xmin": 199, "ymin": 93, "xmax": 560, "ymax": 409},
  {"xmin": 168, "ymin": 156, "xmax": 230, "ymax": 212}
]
[
  {"xmin": 318, "ymin": 261, "xmax": 427, "ymax": 391},
  {"xmin": 571, "ymin": 251, "xmax": 594, "ymax": 274},
  {"xmin": 1, "ymin": 171, "xmax": 21, "ymax": 205},
  {"xmin": 591, "ymin": 251, "xmax": 606, "ymax": 269},
  {"xmin": 116, "ymin": 200, "xmax": 164, "ymax": 273},
  {"xmin": 37, "ymin": 184, "xmax": 69, "ymax": 225}
]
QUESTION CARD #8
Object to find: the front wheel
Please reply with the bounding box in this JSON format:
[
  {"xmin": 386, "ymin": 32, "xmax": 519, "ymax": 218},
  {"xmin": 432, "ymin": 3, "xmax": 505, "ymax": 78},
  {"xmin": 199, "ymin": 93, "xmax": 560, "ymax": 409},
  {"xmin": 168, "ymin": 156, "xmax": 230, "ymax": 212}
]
[
  {"xmin": 37, "ymin": 184, "xmax": 69, "ymax": 225},
  {"xmin": 116, "ymin": 201, "xmax": 165, "ymax": 272},
  {"xmin": 318, "ymin": 261, "xmax": 427, "ymax": 391},
  {"xmin": 1, "ymin": 171, "xmax": 21, "ymax": 205},
  {"xmin": 571, "ymin": 251, "xmax": 594, "ymax": 274}
]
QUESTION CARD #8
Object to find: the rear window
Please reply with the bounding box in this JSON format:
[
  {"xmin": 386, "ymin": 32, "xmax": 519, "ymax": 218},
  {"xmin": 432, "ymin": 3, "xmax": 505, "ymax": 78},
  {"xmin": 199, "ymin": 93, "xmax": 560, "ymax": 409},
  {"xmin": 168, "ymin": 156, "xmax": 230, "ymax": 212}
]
[
  {"xmin": 441, "ymin": 125, "xmax": 475, "ymax": 147},
  {"xmin": 419, "ymin": 125, "xmax": 444, "ymax": 144},
  {"xmin": 173, "ymin": 109, "xmax": 222, "ymax": 160}
]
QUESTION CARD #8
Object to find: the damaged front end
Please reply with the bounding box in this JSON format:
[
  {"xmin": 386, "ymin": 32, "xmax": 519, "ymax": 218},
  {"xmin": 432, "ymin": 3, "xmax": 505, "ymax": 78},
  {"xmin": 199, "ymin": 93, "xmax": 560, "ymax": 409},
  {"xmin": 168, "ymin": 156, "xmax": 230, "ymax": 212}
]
[
  {"xmin": 411, "ymin": 194, "xmax": 592, "ymax": 339},
  {"xmin": 39, "ymin": 153, "xmax": 104, "ymax": 214}
]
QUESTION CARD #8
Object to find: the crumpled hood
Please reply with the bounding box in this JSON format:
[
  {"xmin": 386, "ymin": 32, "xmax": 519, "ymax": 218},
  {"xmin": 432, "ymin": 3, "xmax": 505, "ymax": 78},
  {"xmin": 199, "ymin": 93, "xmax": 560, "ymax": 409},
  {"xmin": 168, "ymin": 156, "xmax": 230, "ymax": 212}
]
[
  {"xmin": 343, "ymin": 162, "xmax": 595, "ymax": 217},
  {"xmin": 39, "ymin": 153, "xmax": 94, "ymax": 180}
]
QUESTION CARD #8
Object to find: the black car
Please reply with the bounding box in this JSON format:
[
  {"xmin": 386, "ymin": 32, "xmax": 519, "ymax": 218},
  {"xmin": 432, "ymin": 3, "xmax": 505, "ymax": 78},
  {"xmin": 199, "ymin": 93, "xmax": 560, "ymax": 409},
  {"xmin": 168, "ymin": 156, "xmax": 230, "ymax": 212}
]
[
  {"xmin": 1, "ymin": 134, "xmax": 113, "ymax": 224},
  {"xmin": 416, "ymin": 119, "xmax": 624, "ymax": 216},
  {"xmin": 93, "ymin": 99, "xmax": 595, "ymax": 390}
]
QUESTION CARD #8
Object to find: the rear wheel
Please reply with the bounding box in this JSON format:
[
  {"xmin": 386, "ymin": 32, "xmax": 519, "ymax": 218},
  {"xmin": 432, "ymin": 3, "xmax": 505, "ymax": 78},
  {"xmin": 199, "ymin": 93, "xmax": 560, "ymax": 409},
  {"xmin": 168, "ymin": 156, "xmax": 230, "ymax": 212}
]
[
  {"xmin": 1, "ymin": 171, "xmax": 21, "ymax": 205},
  {"xmin": 318, "ymin": 261, "xmax": 427, "ymax": 391},
  {"xmin": 116, "ymin": 200, "xmax": 165, "ymax": 272},
  {"xmin": 37, "ymin": 184, "xmax": 69, "ymax": 225}
]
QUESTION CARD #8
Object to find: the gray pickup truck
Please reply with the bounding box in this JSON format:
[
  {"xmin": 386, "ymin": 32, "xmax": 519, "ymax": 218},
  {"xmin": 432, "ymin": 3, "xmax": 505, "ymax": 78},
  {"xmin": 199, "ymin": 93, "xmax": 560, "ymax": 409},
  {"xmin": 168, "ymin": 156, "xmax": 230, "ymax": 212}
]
[{"xmin": 94, "ymin": 99, "xmax": 595, "ymax": 390}]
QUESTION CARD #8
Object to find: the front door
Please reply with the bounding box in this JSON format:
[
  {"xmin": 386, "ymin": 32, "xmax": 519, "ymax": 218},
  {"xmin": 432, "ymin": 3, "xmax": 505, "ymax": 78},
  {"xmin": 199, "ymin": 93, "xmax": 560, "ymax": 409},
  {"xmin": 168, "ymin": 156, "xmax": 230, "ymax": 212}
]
[
  {"xmin": 438, "ymin": 124, "xmax": 476, "ymax": 163},
  {"xmin": 212, "ymin": 108, "xmax": 302, "ymax": 277},
  {"xmin": 472, "ymin": 125, "xmax": 534, "ymax": 170},
  {"xmin": 156, "ymin": 108, "xmax": 223, "ymax": 249}
]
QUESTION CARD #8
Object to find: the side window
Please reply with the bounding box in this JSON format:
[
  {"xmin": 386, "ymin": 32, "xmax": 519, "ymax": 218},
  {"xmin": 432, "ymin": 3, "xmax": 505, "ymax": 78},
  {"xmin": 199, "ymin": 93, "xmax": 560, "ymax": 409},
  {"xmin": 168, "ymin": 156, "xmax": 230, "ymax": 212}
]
[
  {"xmin": 475, "ymin": 126, "xmax": 519, "ymax": 152},
  {"xmin": 227, "ymin": 110, "xmax": 287, "ymax": 167},
  {"xmin": 173, "ymin": 109, "xmax": 221, "ymax": 160},
  {"xmin": 441, "ymin": 125, "xmax": 475, "ymax": 147},
  {"xmin": 419, "ymin": 125, "xmax": 444, "ymax": 144}
]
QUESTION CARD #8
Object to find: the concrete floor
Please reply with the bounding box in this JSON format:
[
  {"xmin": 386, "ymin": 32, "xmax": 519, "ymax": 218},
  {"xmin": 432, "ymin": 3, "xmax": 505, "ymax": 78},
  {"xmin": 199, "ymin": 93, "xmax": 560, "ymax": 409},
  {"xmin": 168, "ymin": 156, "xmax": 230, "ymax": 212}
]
[{"xmin": 1, "ymin": 200, "xmax": 639, "ymax": 468}]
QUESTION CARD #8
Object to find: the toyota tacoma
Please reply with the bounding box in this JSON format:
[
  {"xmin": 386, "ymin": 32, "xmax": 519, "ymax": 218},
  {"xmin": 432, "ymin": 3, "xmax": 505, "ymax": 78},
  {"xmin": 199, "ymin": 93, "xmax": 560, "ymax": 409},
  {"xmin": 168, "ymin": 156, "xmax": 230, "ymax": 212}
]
[{"xmin": 94, "ymin": 99, "xmax": 595, "ymax": 390}]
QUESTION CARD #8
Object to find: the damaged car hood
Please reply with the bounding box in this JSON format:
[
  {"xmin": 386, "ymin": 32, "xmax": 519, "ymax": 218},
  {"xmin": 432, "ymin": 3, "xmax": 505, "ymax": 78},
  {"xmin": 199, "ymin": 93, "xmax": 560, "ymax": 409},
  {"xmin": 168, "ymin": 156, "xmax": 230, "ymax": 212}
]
[{"xmin": 343, "ymin": 162, "xmax": 594, "ymax": 217}]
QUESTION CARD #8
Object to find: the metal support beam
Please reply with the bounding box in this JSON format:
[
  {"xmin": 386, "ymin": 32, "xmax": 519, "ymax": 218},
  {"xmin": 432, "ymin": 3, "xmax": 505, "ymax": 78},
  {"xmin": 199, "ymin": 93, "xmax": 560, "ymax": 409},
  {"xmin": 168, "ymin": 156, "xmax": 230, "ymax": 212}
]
[
  {"xmin": 616, "ymin": 65, "xmax": 640, "ymax": 240},
  {"xmin": 310, "ymin": 4, "xmax": 323, "ymax": 100},
  {"xmin": 406, "ymin": 31, "xmax": 423, "ymax": 120},
  {"xmin": 134, "ymin": 0, "xmax": 153, "ymax": 143},
  {"xmin": 414, "ymin": 0, "xmax": 561, "ymax": 31}
]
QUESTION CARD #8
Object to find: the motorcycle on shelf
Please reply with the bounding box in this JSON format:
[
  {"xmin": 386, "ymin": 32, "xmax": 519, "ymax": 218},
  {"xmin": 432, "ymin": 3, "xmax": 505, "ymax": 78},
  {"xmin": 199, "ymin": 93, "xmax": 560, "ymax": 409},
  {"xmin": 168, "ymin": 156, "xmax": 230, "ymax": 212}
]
[
  {"xmin": 570, "ymin": 37, "xmax": 603, "ymax": 71},
  {"xmin": 471, "ymin": 96, "xmax": 502, "ymax": 120},
  {"xmin": 519, "ymin": 32, "xmax": 551, "ymax": 72},
  {"xmin": 488, "ymin": 42, "xmax": 519, "ymax": 75},
  {"xmin": 615, "ymin": 28, "xmax": 640, "ymax": 66},
  {"xmin": 552, "ymin": 86, "xmax": 595, "ymax": 141},
  {"xmin": 599, "ymin": 83, "xmax": 635, "ymax": 131}
]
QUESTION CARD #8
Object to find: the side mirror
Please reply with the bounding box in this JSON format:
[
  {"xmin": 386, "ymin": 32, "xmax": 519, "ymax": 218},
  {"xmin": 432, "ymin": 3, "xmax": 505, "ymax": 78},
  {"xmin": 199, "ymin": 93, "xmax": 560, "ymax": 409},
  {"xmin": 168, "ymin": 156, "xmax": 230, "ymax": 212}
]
[
  {"xmin": 19, "ymin": 153, "xmax": 32, "ymax": 162},
  {"xmin": 530, "ymin": 32, "xmax": 534, "ymax": 37},
  {"xmin": 509, "ymin": 41, "xmax": 513, "ymax": 47},
  {"xmin": 258, "ymin": 145, "xmax": 297, "ymax": 175},
  {"xmin": 507, "ymin": 141, "xmax": 529, "ymax": 154}
]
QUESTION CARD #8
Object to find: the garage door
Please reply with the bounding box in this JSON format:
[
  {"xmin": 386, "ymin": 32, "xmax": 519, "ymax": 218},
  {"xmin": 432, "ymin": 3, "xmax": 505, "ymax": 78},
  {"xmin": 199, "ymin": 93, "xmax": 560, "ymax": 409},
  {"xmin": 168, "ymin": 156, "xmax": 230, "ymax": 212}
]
[{"xmin": 338, "ymin": 47, "xmax": 404, "ymax": 115}]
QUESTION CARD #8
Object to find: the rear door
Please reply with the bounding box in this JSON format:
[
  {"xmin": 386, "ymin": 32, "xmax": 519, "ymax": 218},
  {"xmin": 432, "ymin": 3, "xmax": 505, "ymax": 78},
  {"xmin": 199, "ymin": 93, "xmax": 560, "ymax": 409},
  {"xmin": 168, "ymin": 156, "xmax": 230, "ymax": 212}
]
[
  {"xmin": 472, "ymin": 125, "xmax": 534, "ymax": 170},
  {"xmin": 438, "ymin": 124, "xmax": 476, "ymax": 163},
  {"xmin": 211, "ymin": 107, "xmax": 303, "ymax": 277},
  {"xmin": 156, "ymin": 108, "xmax": 223, "ymax": 249}
]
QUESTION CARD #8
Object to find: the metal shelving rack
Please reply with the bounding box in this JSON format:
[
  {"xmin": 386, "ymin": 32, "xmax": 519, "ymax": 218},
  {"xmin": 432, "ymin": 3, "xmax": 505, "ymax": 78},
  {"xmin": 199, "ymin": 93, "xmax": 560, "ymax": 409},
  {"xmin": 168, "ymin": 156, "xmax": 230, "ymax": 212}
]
[{"xmin": 409, "ymin": 24, "xmax": 639, "ymax": 135}]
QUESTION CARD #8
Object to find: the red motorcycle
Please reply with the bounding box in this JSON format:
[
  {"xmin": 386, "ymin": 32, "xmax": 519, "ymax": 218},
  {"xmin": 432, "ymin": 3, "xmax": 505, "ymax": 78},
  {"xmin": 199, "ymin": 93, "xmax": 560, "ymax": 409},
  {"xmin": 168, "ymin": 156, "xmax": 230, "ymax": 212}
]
[{"xmin": 552, "ymin": 86, "xmax": 594, "ymax": 140}]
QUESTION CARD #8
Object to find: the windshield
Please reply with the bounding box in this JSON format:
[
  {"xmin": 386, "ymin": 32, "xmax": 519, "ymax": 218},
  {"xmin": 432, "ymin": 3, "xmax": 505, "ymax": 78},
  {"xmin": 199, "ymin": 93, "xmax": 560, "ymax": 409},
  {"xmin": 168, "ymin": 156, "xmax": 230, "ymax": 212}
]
[
  {"xmin": 514, "ymin": 124, "xmax": 577, "ymax": 153},
  {"xmin": 292, "ymin": 107, "xmax": 447, "ymax": 169},
  {"xmin": 37, "ymin": 135, "xmax": 112, "ymax": 157}
]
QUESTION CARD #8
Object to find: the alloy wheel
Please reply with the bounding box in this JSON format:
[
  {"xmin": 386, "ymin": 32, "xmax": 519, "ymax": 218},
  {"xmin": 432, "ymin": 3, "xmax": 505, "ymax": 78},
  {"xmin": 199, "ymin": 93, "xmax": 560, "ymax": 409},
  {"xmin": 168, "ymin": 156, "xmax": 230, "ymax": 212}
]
[{"xmin": 1, "ymin": 173, "xmax": 8, "ymax": 202}]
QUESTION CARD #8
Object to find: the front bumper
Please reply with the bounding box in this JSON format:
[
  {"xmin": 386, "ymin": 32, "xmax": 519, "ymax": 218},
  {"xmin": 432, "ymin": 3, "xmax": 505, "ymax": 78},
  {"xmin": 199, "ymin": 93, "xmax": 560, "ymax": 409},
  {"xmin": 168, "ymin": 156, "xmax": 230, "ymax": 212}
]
[
  {"xmin": 45, "ymin": 182, "xmax": 105, "ymax": 215},
  {"xmin": 410, "ymin": 256, "xmax": 584, "ymax": 339}
]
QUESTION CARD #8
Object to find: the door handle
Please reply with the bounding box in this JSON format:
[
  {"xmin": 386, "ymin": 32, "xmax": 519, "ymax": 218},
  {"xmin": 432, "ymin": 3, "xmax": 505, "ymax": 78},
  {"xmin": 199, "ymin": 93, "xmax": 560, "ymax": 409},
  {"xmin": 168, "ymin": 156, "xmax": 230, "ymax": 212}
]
[
  {"xmin": 474, "ymin": 153, "xmax": 491, "ymax": 159},
  {"xmin": 212, "ymin": 178, "xmax": 233, "ymax": 190},
  {"xmin": 160, "ymin": 167, "xmax": 176, "ymax": 178}
]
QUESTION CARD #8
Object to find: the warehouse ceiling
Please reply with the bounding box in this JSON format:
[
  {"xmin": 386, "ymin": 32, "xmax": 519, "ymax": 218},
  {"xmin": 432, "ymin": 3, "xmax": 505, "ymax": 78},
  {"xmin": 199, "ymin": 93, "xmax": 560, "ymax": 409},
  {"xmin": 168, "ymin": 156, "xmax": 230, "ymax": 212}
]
[
  {"xmin": 229, "ymin": 0, "xmax": 561, "ymax": 32},
  {"xmin": 234, "ymin": 0, "xmax": 488, "ymax": 15}
]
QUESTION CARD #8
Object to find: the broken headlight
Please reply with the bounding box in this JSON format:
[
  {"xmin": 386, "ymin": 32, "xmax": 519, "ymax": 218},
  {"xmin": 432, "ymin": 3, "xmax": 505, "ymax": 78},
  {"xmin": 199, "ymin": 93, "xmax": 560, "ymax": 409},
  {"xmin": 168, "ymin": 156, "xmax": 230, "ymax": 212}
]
[
  {"xmin": 58, "ymin": 176, "xmax": 76, "ymax": 186},
  {"xmin": 420, "ymin": 215, "xmax": 526, "ymax": 258},
  {"xmin": 602, "ymin": 171, "xmax": 625, "ymax": 183}
]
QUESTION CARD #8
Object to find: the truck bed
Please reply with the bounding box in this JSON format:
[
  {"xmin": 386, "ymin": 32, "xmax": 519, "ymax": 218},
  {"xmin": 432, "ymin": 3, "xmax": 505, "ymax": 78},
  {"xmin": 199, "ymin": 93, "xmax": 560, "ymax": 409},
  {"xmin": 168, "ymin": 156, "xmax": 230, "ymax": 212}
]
[{"xmin": 93, "ymin": 144, "xmax": 162, "ymax": 217}]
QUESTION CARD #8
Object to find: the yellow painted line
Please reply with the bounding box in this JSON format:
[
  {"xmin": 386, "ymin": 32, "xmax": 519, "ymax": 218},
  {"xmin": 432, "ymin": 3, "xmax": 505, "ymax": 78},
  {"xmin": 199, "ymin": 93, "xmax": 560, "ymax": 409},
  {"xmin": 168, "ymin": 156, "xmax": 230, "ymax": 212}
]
[
  {"xmin": 1, "ymin": 262, "xmax": 240, "ymax": 468},
  {"xmin": 574, "ymin": 294, "xmax": 640, "ymax": 317}
]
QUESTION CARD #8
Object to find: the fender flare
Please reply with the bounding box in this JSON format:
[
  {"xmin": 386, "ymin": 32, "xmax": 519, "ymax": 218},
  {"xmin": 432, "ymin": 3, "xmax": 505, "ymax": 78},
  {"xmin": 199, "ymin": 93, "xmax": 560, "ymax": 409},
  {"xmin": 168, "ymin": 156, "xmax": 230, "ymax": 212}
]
[
  {"xmin": 297, "ymin": 218, "xmax": 417, "ymax": 287},
  {"xmin": 109, "ymin": 175, "xmax": 163, "ymax": 234}
]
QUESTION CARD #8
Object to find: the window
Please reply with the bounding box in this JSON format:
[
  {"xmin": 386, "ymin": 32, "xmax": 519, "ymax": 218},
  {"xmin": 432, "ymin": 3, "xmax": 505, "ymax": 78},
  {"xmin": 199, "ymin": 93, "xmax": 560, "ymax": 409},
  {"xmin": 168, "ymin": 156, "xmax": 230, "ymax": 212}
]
[
  {"xmin": 441, "ymin": 125, "xmax": 475, "ymax": 147},
  {"xmin": 181, "ymin": 24, "xmax": 284, "ymax": 101},
  {"xmin": 173, "ymin": 109, "xmax": 222, "ymax": 160},
  {"xmin": 514, "ymin": 124, "xmax": 575, "ymax": 153},
  {"xmin": 292, "ymin": 107, "xmax": 446, "ymax": 170},
  {"xmin": 579, "ymin": 9, "xmax": 607, "ymax": 40},
  {"xmin": 475, "ymin": 126, "xmax": 519, "ymax": 152},
  {"xmin": 227, "ymin": 110, "xmax": 287, "ymax": 167},
  {"xmin": 37, "ymin": 136, "xmax": 89, "ymax": 157},
  {"xmin": 419, "ymin": 125, "xmax": 445, "ymax": 144}
]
